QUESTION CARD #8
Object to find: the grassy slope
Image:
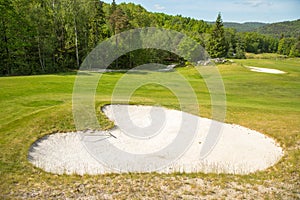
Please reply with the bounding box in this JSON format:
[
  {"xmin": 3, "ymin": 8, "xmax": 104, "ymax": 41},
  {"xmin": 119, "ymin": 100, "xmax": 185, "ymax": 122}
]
[{"xmin": 0, "ymin": 59, "xmax": 299, "ymax": 198}]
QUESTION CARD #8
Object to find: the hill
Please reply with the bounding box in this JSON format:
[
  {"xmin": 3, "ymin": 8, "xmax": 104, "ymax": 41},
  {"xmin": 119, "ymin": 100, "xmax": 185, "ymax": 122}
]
[
  {"xmin": 219, "ymin": 19, "xmax": 300, "ymax": 38},
  {"xmin": 256, "ymin": 19, "xmax": 300, "ymax": 38},
  {"xmin": 207, "ymin": 22, "xmax": 267, "ymax": 32},
  {"xmin": 224, "ymin": 22, "xmax": 267, "ymax": 32}
]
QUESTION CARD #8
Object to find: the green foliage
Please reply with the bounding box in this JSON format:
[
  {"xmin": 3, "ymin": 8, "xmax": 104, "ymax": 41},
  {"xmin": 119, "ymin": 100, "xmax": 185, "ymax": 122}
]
[
  {"xmin": 227, "ymin": 43, "xmax": 235, "ymax": 58},
  {"xmin": 0, "ymin": 0, "xmax": 111, "ymax": 75},
  {"xmin": 118, "ymin": 3, "xmax": 151, "ymax": 28},
  {"xmin": 215, "ymin": 19, "xmax": 300, "ymax": 58},
  {"xmin": 278, "ymin": 37, "xmax": 296, "ymax": 55},
  {"xmin": 0, "ymin": 1, "xmax": 299, "ymax": 76},
  {"xmin": 222, "ymin": 22, "xmax": 266, "ymax": 32},
  {"xmin": 223, "ymin": 19, "xmax": 300, "ymax": 38},
  {"xmin": 208, "ymin": 13, "xmax": 227, "ymax": 58},
  {"xmin": 235, "ymin": 42, "xmax": 246, "ymax": 59},
  {"xmin": 256, "ymin": 19, "xmax": 300, "ymax": 38},
  {"xmin": 240, "ymin": 32, "xmax": 279, "ymax": 54},
  {"xmin": 88, "ymin": 1, "xmax": 109, "ymax": 49},
  {"xmin": 289, "ymin": 38, "xmax": 300, "ymax": 57},
  {"xmin": 109, "ymin": 8, "xmax": 130, "ymax": 34}
]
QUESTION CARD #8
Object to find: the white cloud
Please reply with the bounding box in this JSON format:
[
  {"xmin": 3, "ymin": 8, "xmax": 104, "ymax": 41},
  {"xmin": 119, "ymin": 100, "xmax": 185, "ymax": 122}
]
[
  {"xmin": 154, "ymin": 4, "xmax": 166, "ymax": 10},
  {"xmin": 235, "ymin": 0, "xmax": 273, "ymax": 7}
]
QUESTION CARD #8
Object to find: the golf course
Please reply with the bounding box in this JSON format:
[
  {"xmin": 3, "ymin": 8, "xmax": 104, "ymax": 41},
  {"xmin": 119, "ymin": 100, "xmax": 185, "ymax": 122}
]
[{"xmin": 0, "ymin": 57, "xmax": 299, "ymax": 198}]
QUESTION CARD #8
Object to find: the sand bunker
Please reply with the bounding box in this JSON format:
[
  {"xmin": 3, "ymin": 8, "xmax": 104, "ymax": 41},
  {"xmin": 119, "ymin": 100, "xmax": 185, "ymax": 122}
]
[
  {"xmin": 28, "ymin": 105, "xmax": 283, "ymax": 175},
  {"xmin": 246, "ymin": 66, "xmax": 286, "ymax": 74}
]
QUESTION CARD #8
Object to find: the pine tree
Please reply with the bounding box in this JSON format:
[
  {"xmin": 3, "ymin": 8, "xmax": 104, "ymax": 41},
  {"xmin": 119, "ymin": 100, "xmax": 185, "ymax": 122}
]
[{"xmin": 208, "ymin": 13, "xmax": 227, "ymax": 58}]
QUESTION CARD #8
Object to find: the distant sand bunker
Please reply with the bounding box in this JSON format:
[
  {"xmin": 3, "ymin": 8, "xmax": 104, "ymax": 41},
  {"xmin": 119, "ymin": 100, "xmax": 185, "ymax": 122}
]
[
  {"xmin": 28, "ymin": 105, "xmax": 283, "ymax": 175},
  {"xmin": 246, "ymin": 66, "xmax": 286, "ymax": 74}
]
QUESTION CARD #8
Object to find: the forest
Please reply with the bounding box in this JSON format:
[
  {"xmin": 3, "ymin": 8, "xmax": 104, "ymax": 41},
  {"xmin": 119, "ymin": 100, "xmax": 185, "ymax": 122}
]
[{"xmin": 1, "ymin": 0, "xmax": 299, "ymax": 75}]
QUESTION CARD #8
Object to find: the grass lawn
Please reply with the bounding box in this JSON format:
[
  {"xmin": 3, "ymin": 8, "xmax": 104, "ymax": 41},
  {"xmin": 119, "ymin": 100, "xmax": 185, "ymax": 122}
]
[{"xmin": 0, "ymin": 58, "xmax": 299, "ymax": 199}]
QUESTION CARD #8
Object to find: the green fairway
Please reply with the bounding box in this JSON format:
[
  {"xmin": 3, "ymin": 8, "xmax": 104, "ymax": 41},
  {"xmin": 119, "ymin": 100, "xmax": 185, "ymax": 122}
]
[{"xmin": 0, "ymin": 58, "xmax": 299, "ymax": 198}]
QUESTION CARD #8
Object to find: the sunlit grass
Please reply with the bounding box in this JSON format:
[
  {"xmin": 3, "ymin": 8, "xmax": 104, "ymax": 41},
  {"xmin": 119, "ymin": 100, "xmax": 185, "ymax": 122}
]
[{"xmin": 0, "ymin": 58, "xmax": 299, "ymax": 198}]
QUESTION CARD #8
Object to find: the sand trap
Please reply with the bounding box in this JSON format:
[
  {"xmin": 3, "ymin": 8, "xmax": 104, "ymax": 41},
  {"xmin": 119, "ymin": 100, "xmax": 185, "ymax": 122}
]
[
  {"xmin": 246, "ymin": 66, "xmax": 286, "ymax": 74},
  {"xmin": 28, "ymin": 105, "xmax": 283, "ymax": 175}
]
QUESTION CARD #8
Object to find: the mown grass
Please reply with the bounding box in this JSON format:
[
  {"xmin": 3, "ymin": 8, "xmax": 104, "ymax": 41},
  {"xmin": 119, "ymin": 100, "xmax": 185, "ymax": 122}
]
[{"xmin": 0, "ymin": 58, "xmax": 299, "ymax": 198}]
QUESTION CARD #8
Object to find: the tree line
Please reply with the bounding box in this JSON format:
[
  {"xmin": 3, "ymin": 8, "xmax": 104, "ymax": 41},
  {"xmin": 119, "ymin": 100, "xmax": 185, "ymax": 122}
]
[{"xmin": 0, "ymin": 0, "xmax": 299, "ymax": 76}]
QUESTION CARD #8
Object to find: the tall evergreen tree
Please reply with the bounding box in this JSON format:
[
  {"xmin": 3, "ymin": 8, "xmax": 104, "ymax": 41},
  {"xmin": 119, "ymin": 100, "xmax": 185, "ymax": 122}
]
[{"xmin": 208, "ymin": 13, "xmax": 227, "ymax": 58}]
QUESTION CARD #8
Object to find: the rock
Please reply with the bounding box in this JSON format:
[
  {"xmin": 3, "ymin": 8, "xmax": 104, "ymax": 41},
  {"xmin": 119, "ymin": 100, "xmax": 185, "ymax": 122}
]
[{"xmin": 197, "ymin": 58, "xmax": 228, "ymax": 66}]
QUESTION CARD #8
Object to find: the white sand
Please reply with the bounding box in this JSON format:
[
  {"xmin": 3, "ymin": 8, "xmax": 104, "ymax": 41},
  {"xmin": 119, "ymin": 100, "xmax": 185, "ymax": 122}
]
[
  {"xmin": 246, "ymin": 66, "xmax": 286, "ymax": 74},
  {"xmin": 28, "ymin": 105, "xmax": 283, "ymax": 175}
]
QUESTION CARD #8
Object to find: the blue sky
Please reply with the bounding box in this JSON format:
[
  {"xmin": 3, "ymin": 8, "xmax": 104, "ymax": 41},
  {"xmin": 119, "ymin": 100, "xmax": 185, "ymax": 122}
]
[{"xmin": 102, "ymin": 0, "xmax": 300, "ymax": 23}]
